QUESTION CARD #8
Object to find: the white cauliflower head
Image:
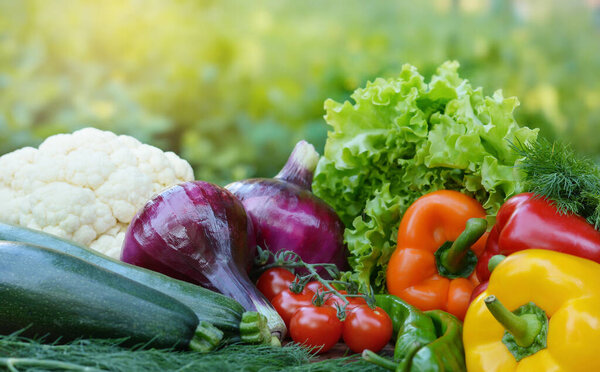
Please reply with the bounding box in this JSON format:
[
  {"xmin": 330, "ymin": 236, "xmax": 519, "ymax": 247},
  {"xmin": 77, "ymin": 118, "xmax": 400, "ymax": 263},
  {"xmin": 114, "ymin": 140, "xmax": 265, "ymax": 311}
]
[{"xmin": 0, "ymin": 127, "xmax": 194, "ymax": 258}]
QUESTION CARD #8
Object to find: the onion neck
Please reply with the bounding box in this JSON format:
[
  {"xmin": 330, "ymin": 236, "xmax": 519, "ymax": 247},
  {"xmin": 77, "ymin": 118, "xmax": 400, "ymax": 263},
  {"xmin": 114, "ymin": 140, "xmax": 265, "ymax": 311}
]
[
  {"xmin": 212, "ymin": 263, "xmax": 287, "ymax": 340},
  {"xmin": 275, "ymin": 140, "xmax": 319, "ymax": 191}
]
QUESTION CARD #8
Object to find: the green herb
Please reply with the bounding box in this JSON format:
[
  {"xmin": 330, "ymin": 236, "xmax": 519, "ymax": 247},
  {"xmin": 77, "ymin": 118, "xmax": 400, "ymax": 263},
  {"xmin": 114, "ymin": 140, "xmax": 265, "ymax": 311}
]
[
  {"xmin": 0, "ymin": 331, "xmax": 384, "ymax": 372},
  {"xmin": 513, "ymin": 138, "xmax": 600, "ymax": 229}
]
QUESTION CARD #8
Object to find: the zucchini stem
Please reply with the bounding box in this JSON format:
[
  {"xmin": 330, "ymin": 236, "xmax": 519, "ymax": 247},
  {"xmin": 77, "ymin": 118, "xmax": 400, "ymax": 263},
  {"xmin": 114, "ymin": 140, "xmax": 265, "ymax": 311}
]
[
  {"xmin": 239, "ymin": 311, "xmax": 274, "ymax": 345},
  {"xmin": 189, "ymin": 321, "xmax": 224, "ymax": 353}
]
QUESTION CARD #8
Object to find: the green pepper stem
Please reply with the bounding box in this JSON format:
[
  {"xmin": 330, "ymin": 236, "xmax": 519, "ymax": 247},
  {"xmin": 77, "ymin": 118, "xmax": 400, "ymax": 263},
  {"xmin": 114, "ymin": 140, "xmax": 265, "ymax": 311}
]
[
  {"xmin": 440, "ymin": 218, "xmax": 487, "ymax": 273},
  {"xmin": 394, "ymin": 342, "xmax": 422, "ymax": 372},
  {"xmin": 361, "ymin": 350, "xmax": 398, "ymax": 371},
  {"xmin": 487, "ymin": 255, "xmax": 506, "ymax": 273},
  {"xmin": 362, "ymin": 342, "xmax": 421, "ymax": 372},
  {"xmin": 484, "ymin": 296, "xmax": 542, "ymax": 348}
]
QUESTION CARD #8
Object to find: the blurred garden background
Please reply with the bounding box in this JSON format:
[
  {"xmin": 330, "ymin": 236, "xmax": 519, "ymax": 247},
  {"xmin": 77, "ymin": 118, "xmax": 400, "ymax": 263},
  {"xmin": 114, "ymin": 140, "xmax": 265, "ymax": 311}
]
[{"xmin": 0, "ymin": 0, "xmax": 598, "ymax": 185}]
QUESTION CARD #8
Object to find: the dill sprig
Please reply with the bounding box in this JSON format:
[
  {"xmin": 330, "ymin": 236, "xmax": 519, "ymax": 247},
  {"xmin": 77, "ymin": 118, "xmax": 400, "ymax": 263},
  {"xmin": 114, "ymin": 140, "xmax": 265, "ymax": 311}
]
[
  {"xmin": 0, "ymin": 332, "xmax": 385, "ymax": 372},
  {"xmin": 512, "ymin": 138, "xmax": 600, "ymax": 229}
]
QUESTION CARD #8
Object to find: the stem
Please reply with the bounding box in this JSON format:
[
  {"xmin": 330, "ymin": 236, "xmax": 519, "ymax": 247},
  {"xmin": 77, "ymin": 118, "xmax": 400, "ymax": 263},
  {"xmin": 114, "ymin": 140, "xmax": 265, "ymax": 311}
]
[
  {"xmin": 362, "ymin": 343, "xmax": 421, "ymax": 372},
  {"xmin": 395, "ymin": 342, "xmax": 422, "ymax": 372},
  {"xmin": 215, "ymin": 263, "xmax": 286, "ymax": 340},
  {"xmin": 0, "ymin": 358, "xmax": 104, "ymax": 372},
  {"xmin": 304, "ymin": 262, "xmax": 350, "ymax": 309},
  {"xmin": 484, "ymin": 296, "xmax": 541, "ymax": 347},
  {"xmin": 289, "ymin": 276, "xmax": 310, "ymax": 294},
  {"xmin": 256, "ymin": 261, "xmax": 338, "ymax": 275},
  {"xmin": 188, "ymin": 321, "xmax": 224, "ymax": 353},
  {"xmin": 239, "ymin": 311, "xmax": 274, "ymax": 345},
  {"xmin": 440, "ymin": 218, "xmax": 487, "ymax": 274},
  {"xmin": 270, "ymin": 336, "xmax": 282, "ymax": 347},
  {"xmin": 361, "ymin": 350, "xmax": 398, "ymax": 371},
  {"xmin": 487, "ymin": 255, "xmax": 506, "ymax": 273},
  {"xmin": 254, "ymin": 246, "xmax": 370, "ymax": 319},
  {"xmin": 274, "ymin": 140, "xmax": 319, "ymax": 190}
]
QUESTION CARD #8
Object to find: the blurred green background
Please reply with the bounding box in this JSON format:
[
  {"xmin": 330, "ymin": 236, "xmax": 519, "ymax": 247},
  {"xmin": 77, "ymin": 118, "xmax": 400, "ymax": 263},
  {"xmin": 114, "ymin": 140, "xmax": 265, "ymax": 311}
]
[{"xmin": 0, "ymin": 0, "xmax": 598, "ymax": 185}]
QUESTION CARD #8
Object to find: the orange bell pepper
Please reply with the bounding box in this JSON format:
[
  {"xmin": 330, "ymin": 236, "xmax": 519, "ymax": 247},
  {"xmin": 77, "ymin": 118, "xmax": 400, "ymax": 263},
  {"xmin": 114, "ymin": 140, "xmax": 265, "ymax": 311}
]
[{"xmin": 386, "ymin": 190, "xmax": 488, "ymax": 320}]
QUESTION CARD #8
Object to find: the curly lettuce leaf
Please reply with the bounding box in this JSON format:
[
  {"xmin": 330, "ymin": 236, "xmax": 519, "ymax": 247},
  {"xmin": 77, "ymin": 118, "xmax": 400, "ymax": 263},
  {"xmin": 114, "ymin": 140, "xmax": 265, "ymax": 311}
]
[{"xmin": 313, "ymin": 61, "xmax": 538, "ymax": 291}]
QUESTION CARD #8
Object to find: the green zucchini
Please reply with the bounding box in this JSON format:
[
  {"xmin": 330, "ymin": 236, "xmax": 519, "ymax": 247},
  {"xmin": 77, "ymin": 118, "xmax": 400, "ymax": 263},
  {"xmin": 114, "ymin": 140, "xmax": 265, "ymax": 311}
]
[
  {"xmin": 0, "ymin": 222, "xmax": 244, "ymax": 337},
  {"xmin": 0, "ymin": 242, "xmax": 223, "ymax": 351}
]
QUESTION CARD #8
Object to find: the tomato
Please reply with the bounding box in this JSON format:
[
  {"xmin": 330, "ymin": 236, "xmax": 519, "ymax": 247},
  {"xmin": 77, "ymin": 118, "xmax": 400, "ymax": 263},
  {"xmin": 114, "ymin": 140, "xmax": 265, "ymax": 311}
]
[
  {"xmin": 342, "ymin": 305, "xmax": 393, "ymax": 353},
  {"xmin": 289, "ymin": 305, "xmax": 342, "ymax": 353},
  {"xmin": 256, "ymin": 268, "xmax": 296, "ymax": 301},
  {"xmin": 325, "ymin": 290, "xmax": 367, "ymax": 312},
  {"xmin": 305, "ymin": 281, "xmax": 325, "ymax": 294},
  {"xmin": 325, "ymin": 291, "xmax": 346, "ymax": 309},
  {"xmin": 271, "ymin": 288, "xmax": 315, "ymax": 328}
]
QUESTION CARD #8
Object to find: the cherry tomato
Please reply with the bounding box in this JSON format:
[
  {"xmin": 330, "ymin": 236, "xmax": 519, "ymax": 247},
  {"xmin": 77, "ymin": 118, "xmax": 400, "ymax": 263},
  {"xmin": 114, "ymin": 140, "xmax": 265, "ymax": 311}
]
[
  {"xmin": 271, "ymin": 288, "xmax": 315, "ymax": 328},
  {"xmin": 256, "ymin": 268, "xmax": 296, "ymax": 301},
  {"xmin": 289, "ymin": 305, "xmax": 343, "ymax": 353},
  {"xmin": 305, "ymin": 281, "xmax": 325, "ymax": 294},
  {"xmin": 342, "ymin": 305, "xmax": 393, "ymax": 353},
  {"xmin": 325, "ymin": 290, "xmax": 367, "ymax": 312}
]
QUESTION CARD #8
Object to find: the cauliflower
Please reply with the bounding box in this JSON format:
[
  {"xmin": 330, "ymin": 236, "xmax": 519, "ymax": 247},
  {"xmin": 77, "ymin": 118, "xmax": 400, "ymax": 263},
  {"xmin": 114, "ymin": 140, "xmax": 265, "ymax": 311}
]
[{"xmin": 0, "ymin": 127, "xmax": 194, "ymax": 258}]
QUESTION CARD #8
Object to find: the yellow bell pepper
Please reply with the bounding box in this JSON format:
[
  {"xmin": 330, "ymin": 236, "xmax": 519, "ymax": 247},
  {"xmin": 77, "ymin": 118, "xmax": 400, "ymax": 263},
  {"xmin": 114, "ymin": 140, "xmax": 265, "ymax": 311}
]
[{"xmin": 464, "ymin": 249, "xmax": 600, "ymax": 372}]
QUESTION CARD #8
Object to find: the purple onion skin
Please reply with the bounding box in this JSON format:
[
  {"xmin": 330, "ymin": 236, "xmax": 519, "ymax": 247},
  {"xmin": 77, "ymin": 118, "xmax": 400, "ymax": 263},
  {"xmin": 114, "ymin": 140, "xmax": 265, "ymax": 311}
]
[
  {"xmin": 225, "ymin": 141, "xmax": 347, "ymax": 275},
  {"xmin": 121, "ymin": 181, "xmax": 272, "ymax": 320}
]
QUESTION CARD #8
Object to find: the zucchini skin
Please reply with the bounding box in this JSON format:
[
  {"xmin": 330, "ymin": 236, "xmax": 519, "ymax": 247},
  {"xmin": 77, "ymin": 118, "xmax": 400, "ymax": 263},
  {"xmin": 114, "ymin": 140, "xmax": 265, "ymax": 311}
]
[
  {"xmin": 0, "ymin": 222, "xmax": 244, "ymax": 337},
  {"xmin": 0, "ymin": 242, "xmax": 198, "ymax": 348}
]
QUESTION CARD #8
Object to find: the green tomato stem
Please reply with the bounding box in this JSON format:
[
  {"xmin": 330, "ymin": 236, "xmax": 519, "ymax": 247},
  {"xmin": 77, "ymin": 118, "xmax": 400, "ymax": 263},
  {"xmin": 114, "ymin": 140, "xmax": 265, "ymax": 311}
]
[{"xmin": 254, "ymin": 245, "xmax": 373, "ymax": 319}]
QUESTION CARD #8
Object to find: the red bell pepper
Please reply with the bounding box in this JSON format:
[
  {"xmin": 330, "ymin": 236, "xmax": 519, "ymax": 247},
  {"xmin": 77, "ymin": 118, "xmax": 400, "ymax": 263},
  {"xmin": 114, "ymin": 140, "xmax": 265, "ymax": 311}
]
[{"xmin": 476, "ymin": 192, "xmax": 600, "ymax": 282}]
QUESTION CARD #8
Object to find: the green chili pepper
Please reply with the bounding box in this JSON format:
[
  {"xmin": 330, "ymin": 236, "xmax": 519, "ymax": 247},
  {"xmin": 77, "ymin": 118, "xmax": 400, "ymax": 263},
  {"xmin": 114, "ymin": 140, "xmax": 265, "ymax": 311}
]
[{"xmin": 366, "ymin": 295, "xmax": 466, "ymax": 372}]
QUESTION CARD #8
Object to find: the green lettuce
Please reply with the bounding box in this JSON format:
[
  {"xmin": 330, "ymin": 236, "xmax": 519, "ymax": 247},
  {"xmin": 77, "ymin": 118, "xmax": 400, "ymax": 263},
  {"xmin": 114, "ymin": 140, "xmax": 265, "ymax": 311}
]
[{"xmin": 312, "ymin": 61, "xmax": 538, "ymax": 292}]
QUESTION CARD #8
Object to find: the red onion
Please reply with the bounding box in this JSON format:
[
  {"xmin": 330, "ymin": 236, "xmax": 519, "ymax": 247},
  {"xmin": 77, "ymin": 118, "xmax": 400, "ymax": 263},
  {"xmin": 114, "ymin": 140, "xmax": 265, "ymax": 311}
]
[
  {"xmin": 226, "ymin": 141, "xmax": 347, "ymax": 275},
  {"xmin": 120, "ymin": 181, "xmax": 285, "ymax": 339}
]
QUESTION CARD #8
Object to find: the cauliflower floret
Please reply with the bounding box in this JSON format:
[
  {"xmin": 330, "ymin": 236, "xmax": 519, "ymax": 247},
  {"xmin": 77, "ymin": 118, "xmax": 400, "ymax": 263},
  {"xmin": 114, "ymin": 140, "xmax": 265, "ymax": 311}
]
[{"xmin": 0, "ymin": 127, "xmax": 194, "ymax": 258}]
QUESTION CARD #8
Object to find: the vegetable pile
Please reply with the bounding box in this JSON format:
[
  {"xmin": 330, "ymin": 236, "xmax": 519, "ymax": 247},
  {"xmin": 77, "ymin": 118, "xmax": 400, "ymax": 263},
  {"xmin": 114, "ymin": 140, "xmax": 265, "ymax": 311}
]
[
  {"xmin": 121, "ymin": 180, "xmax": 286, "ymax": 339},
  {"xmin": 312, "ymin": 61, "xmax": 538, "ymax": 291},
  {"xmin": 253, "ymin": 250, "xmax": 393, "ymax": 355},
  {"xmin": 2, "ymin": 61, "xmax": 600, "ymax": 372}
]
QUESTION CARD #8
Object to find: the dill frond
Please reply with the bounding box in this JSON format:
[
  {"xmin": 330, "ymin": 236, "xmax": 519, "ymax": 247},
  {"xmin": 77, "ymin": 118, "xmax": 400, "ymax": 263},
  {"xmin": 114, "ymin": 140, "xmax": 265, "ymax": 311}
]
[
  {"xmin": 512, "ymin": 138, "xmax": 600, "ymax": 230},
  {"xmin": 0, "ymin": 332, "xmax": 384, "ymax": 372}
]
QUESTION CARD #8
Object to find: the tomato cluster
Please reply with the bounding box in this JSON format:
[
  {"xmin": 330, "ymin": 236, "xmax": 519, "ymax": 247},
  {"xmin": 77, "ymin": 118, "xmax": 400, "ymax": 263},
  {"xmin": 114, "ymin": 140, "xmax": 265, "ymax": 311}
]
[{"xmin": 257, "ymin": 268, "xmax": 392, "ymax": 354}]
